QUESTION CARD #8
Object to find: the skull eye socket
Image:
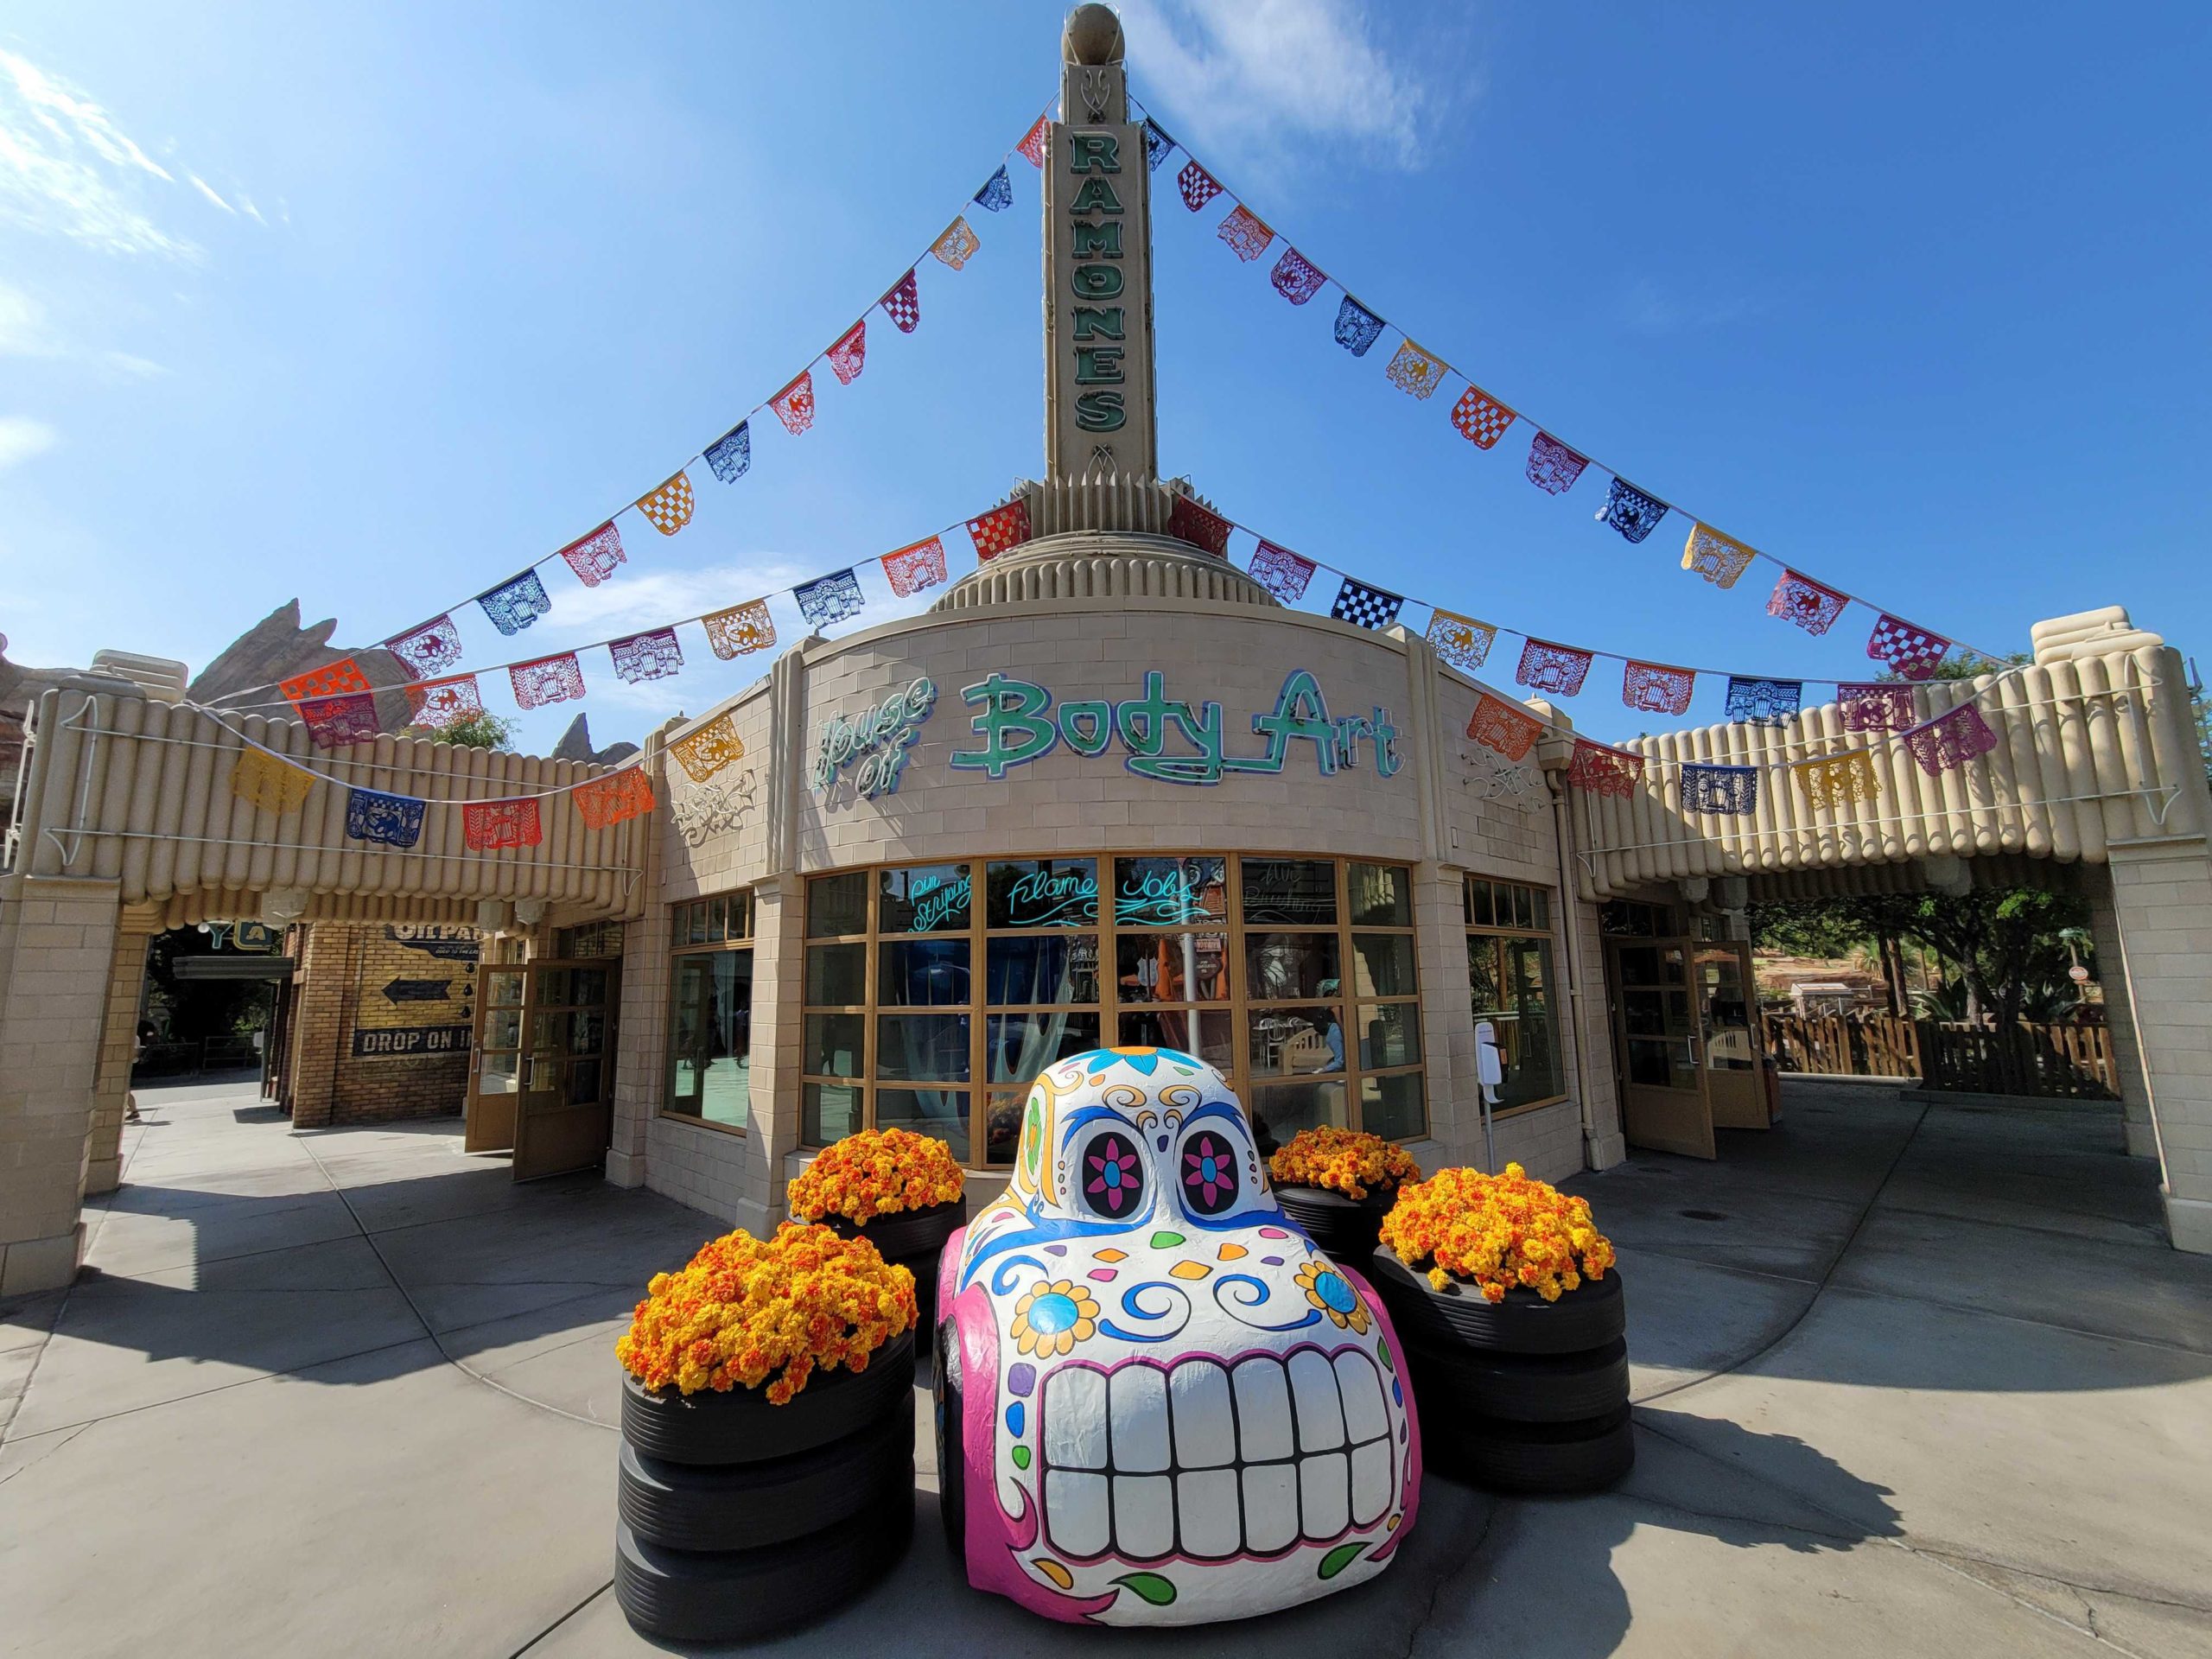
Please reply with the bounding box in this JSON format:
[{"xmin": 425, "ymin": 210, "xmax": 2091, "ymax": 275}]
[
  {"xmin": 1078, "ymin": 1128, "xmax": 1146, "ymax": 1219},
  {"xmin": 1179, "ymin": 1128, "xmax": 1242, "ymax": 1217}
]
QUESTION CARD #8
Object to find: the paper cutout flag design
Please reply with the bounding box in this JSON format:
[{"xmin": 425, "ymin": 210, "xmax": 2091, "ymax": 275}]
[
  {"xmin": 558, "ymin": 523, "xmax": 626, "ymax": 588},
  {"xmin": 1767, "ymin": 569, "xmax": 1849, "ymax": 636},
  {"xmin": 1166, "ymin": 493, "xmax": 1232, "ymax": 557},
  {"xmin": 1904, "ymin": 703, "xmax": 2001, "ymax": 776},
  {"xmin": 1793, "ymin": 750, "xmax": 1881, "ymax": 810},
  {"xmin": 770, "ymin": 372, "xmax": 816, "ymax": 436},
  {"xmin": 1568, "ymin": 740, "xmax": 1644, "ymax": 798},
  {"xmin": 704, "ymin": 421, "xmax": 751, "ymax": 483},
  {"xmin": 385, "ymin": 616, "xmax": 463, "ymax": 678},
  {"xmin": 1017, "ymin": 116, "xmax": 1048, "ymax": 168},
  {"xmin": 509, "ymin": 652, "xmax": 586, "ymax": 710},
  {"xmin": 1141, "ymin": 119, "xmax": 1174, "ymax": 172},
  {"xmin": 407, "ymin": 675, "xmax": 484, "ymax": 729},
  {"xmin": 967, "ymin": 499, "xmax": 1033, "ymax": 560},
  {"xmin": 795, "ymin": 569, "xmax": 865, "ymax": 628},
  {"xmin": 974, "ymin": 166, "xmax": 1013, "ymax": 213},
  {"xmin": 635, "ymin": 474, "xmax": 694, "ymax": 537},
  {"xmin": 1839, "ymin": 682, "xmax": 1917, "ymax": 733},
  {"xmin": 1866, "ymin": 614, "xmax": 1949, "ymax": 682},
  {"xmin": 1525, "ymin": 432, "xmax": 1589, "ymax": 496},
  {"xmin": 609, "ymin": 629, "xmax": 683, "ymax": 684},
  {"xmin": 1622, "ymin": 661, "xmax": 1695, "ymax": 715},
  {"xmin": 1450, "ymin": 386, "xmax": 1516, "ymax": 450},
  {"xmin": 1466, "ymin": 693, "xmax": 1543, "ymax": 762},
  {"xmin": 881, "ymin": 270, "xmax": 921, "ymax": 334},
  {"xmin": 1682, "ymin": 764, "xmax": 1758, "ymax": 817},
  {"xmin": 827, "ymin": 321, "xmax": 867, "ymax": 386},
  {"xmin": 1333, "ymin": 296, "xmax": 1384, "ymax": 357},
  {"xmin": 1270, "ymin": 247, "xmax": 1325, "ymax": 305},
  {"xmin": 1681, "ymin": 524, "xmax": 1756, "ymax": 589},
  {"xmin": 1247, "ymin": 541, "xmax": 1316, "ymax": 602},
  {"xmin": 345, "ymin": 787, "xmax": 426, "ymax": 849},
  {"xmin": 478, "ymin": 569, "xmax": 552, "ymax": 636},
  {"xmin": 461, "ymin": 798, "xmax": 542, "ymax": 852},
  {"xmin": 281, "ymin": 658, "xmax": 370, "ymax": 706},
  {"xmin": 1217, "ymin": 206, "xmax": 1274, "ymax": 263},
  {"xmin": 931, "ymin": 217, "xmax": 981, "ymax": 271},
  {"xmin": 231, "ymin": 747, "xmax": 314, "ymax": 815},
  {"xmin": 881, "ymin": 537, "xmax": 950, "ymax": 598},
  {"xmin": 1330, "ymin": 577, "xmax": 1402, "ymax": 631},
  {"xmin": 1178, "ymin": 160, "xmax": 1224, "ymax": 212},
  {"xmin": 1725, "ymin": 676, "xmax": 1803, "ymax": 726},
  {"xmin": 671, "ymin": 713, "xmax": 745, "ymax": 783},
  {"xmin": 1384, "ymin": 339, "xmax": 1446, "ymax": 400},
  {"xmin": 575, "ymin": 767, "xmax": 655, "ymax": 831},
  {"xmin": 1427, "ymin": 609, "xmax": 1497, "ymax": 673},
  {"xmin": 300, "ymin": 692, "xmax": 380, "ymax": 750},
  {"xmin": 1597, "ymin": 478, "xmax": 1669, "ymax": 544},
  {"xmin": 1516, "ymin": 638, "xmax": 1595, "ymax": 697},
  {"xmin": 702, "ymin": 599, "xmax": 776, "ymax": 660}
]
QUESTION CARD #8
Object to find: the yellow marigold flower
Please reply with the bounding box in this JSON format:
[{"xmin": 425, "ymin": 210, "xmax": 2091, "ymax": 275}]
[
  {"xmin": 785, "ymin": 1127, "xmax": 966, "ymax": 1225},
  {"xmin": 1377, "ymin": 1165, "xmax": 1615, "ymax": 1306},
  {"xmin": 1268, "ymin": 1126, "xmax": 1423, "ymax": 1201}
]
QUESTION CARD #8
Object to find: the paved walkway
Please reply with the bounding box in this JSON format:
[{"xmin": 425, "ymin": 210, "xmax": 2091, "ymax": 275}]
[{"xmin": 3, "ymin": 1078, "xmax": 2209, "ymax": 1656}]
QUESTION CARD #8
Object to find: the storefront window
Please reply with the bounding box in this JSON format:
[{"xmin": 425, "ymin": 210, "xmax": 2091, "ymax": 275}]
[
  {"xmin": 665, "ymin": 893, "xmax": 753, "ymax": 1132},
  {"xmin": 1467, "ymin": 877, "xmax": 1565, "ymax": 1112}
]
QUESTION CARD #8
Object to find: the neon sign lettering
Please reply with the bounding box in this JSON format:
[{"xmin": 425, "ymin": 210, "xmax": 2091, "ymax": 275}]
[{"xmin": 813, "ymin": 677, "xmax": 937, "ymax": 800}]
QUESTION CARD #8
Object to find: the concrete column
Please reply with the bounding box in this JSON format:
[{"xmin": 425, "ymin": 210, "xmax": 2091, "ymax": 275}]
[
  {"xmin": 83, "ymin": 905, "xmax": 161, "ymax": 1196},
  {"xmin": 739, "ymin": 872, "xmax": 805, "ymax": 1237},
  {"xmin": 0, "ymin": 874, "xmax": 124, "ymax": 1294},
  {"xmin": 1410, "ymin": 861, "xmax": 1471, "ymax": 1168},
  {"xmin": 607, "ymin": 906, "xmax": 673, "ymax": 1189},
  {"xmin": 2087, "ymin": 870, "xmax": 2158, "ymax": 1160},
  {"xmin": 2099, "ymin": 838, "xmax": 2212, "ymax": 1252}
]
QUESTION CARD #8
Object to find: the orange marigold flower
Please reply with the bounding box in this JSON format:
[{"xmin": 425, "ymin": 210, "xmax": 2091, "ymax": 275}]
[
  {"xmin": 1268, "ymin": 1126, "xmax": 1423, "ymax": 1201},
  {"xmin": 785, "ymin": 1128, "xmax": 966, "ymax": 1224},
  {"xmin": 1379, "ymin": 1162, "xmax": 1615, "ymax": 1305}
]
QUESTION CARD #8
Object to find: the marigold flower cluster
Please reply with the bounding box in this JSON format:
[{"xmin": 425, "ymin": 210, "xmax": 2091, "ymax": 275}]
[
  {"xmin": 1378, "ymin": 1162, "xmax": 1616, "ymax": 1304},
  {"xmin": 1268, "ymin": 1126, "xmax": 1423, "ymax": 1201},
  {"xmin": 785, "ymin": 1127, "xmax": 966, "ymax": 1225},
  {"xmin": 614, "ymin": 1223, "xmax": 916, "ymax": 1404}
]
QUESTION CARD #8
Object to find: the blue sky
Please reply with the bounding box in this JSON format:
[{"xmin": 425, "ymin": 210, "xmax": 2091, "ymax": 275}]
[{"xmin": 3, "ymin": 1, "xmax": 2207, "ymax": 752}]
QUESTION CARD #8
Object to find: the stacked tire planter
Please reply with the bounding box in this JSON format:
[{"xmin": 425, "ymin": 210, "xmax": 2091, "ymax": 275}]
[
  {"xmin": 614, "ymin": 1328, "xmax": 917, "ymax": 1642},
  {"xmin": 1370, "ymin": 1253, "xmax": 1633, "ymax": 1493},
  {"xmin": 825, "ymin": 1198, "xmax": 968, "ymax": 1370},
  {"xmin": 1274, "ymin": 1183, "xmax": 1400, "ymax": 1272}
]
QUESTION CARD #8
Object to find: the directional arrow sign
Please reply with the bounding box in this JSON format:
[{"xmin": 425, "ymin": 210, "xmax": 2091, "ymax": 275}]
[{"xmin": 383, "ymin": 978, "xmax": 454, "ymax": 1005}]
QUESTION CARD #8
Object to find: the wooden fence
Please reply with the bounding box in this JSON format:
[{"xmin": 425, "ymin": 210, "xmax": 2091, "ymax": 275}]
[{"xmin": 1766, "ymin": 1014, "xmax": 2118, "ymax": 1100}]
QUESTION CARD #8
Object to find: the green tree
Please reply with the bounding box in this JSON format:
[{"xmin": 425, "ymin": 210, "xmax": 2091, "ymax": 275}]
[{"xmin": 415, "ymin": 710, "xmax": 516, "ymax": 749}]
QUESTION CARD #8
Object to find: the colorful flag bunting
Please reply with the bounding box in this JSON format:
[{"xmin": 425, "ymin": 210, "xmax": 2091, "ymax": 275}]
[
  {"xmin": 1449, "ymin": 386, "xmax": 1516, "ymax": 450},
  {"xmin": 973, "ymin": 166, "xmax": 1014, "ymax": 213},
  {"xmin": 671, "ymin": 713, "xmax": 745, "ymax": 783},
  {"xmin": 1682, "ymin": 764, "xmax": 1758, "ymax": 816},
  {"xmin": 795, "ymin": 568, "xmax": 865, "ymax": 628},
  {"xmin": 1767, "ymin": 569, "xmax": 1849, "ymax": 635},
  {"xmin": 1141, "ymin": 119, "xmax": 1175, "ymax": 172},
  {"xmin": 827, "ymin": 321, "xmax": 867, "ymax": 386},
  {"xmin": 1838, "ymin": 682, "xmax": 1917, "ymax": 733},
  {"xmin": 1330, "ymin": 576, "xmax": 1403, "ymax": 631},
  {"xmin": 1166, "ymin": 493, "xmax": 1232, "ymax": 556},
  {"xmin": 1597, "ymin": 478, "xmax": 1669, "ymax": 544},
  {"xmin": 1217, "ymin": 206, "xmax": 1274, "ymax": 263},
  {"xmin": 705, "ymin": 420, "xmax": 752, "ymax": 483},
  {"xmin": 1904, "ymin": 702, "xmax": 2000, "ymax": 776},
  {"xmin": 1426, "ymin": 609, "xmax": 1497, "ymax": 673},
  {"xmin": 1017, "ymin": 116, "xmax": 1049, "ymax": 168},
  {"xmin": 462, "ymin": 798, "xmax": 542, "ymax": 852},
  {"xmin": 635, "ymin": 473, "xmax": 694, "ymax": 537},
  {"xmin": 609, "ymin": 628, "xmax": 683, "ymax": 684},
  {"xmin": 1466, "ymin": 693, "xmax": 1544, "ymax": 762},
  {"xmin": 1793, "ymin": 750, "xmax": 1881, "ymax": 810},
  {"xmin": 1516, "ymin": 638, "xmax": 1595, "ymax": 697},
  {"xmin": 967, "ymin": 499, "xmax": 1033, "ymax": 560},
  {"xmin": 510, "ymin": 652, "xmax": 586, "ymax": 710},
  {"xmin": 1247, "ymin": 540, "xmax": 1316, "ymax": 602},
  {"xmin": 881, "ymin": 536, "xmax": 950, "ymax": 597},
  {"xmin": 299, "ymin": 692, "xmax": 380, "ymax": 750},
  {"xmin": 1866, "ymin": 614, "xmax": 1949, "ymax": 681},
  {"xmin": 931, "ymin": 217, "xmax": 981, "ymax": 271},
  {"xmin": 575, "ymin": 766, "xmax": 656, "ymax": 830},
  {"xmin": 1333, "ymin": 296, "xmax": 1384, "ymax": 358},
  {"xmin": 1178, "ymin": 160, "xmax": 1224, "ymax": 213},
  {"xmin": 1622, "ymin": 660, "xmax": 1695, "ymax": 715},
  {"xmin": 702, "ymin": 599, "xmax": 776, "ymax": 660},
  {"xmin": 281, "ymin": 658, "xmax": 370, "ymax": 706},
  {"xmin": 1568, "ymin": 740, "xmax": 1644, "ymax": 798},
  {"xmin": 477, "ymin": 569, "xmax": 552, "ymax": 637},
  {"xmin": 1725, "ymin": 676, "xmax": 1803, "ymax": 726},
  {"xmin": 230, "ymin": 747, "xmax": 315, "ymax": 815},
  {"xmin": 1383, "ymin": 339, "xmax": 1446, "ymax": 400},
  {"xmin": 558, "ymin": 523, "xmax": 626, "ymax": 588},
  {"xmin": 1270, "ymin": 247, "xmax": 1326, "ymax": 306},
  {"xmin": 1525, "ymin": 432, "xmax": 1589, "ymax": 496},
  {"xmin": 385, "ymin": 616, "xmax": 463, "ymax": 678},
  {"xmin": 1681, "ymin": 524, "xmax": 1757, "ymax": 589},
  {"xmin": 769, "ymin": 371, "xmax": 817, "ymax": 436},
  {"xmin": 881, "ymin": 270, "xmax": 921, "ymax": 334},
  {"xmin": 407, "ymin": 675, "xmax": 484, "ymax": 729},
  {"xmin": 345, "ymin": 787, "xmax": 426, "ymax": 849}
]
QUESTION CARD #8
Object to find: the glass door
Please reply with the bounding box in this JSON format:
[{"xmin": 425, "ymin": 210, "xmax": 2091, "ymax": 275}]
[
  {"xmin": 512, "ymin": 959, "xmax": 620, "ymax": 1180},
  {"xmin": 1606, "ymin": 938, "xmax": 1716, "ymax": 1159},
  {"xmin": 1696, "ymin": 943, "xmax": 1770, "ymax": 1130},
  {"xmin": 465, "ymin": 963, "xmax": 526, "ymax": 1154}
]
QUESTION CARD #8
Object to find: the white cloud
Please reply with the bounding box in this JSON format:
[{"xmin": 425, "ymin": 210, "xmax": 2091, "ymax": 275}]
[
  {"xmin": 187, "ymin": 173, "xmax": 234, "ymax": 213},
  {"xmin": 0, "ymin": 416, "xmax": 59, "ymax": 469},
  {"xmin": 0, "ymin": 48, "xmax": 200, "ymax": 257},
  {"xmin": 0, "ymin": 281, "xmax": 59, "ymax": 356}
]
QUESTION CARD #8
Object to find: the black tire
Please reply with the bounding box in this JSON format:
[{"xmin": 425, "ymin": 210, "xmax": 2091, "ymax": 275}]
[
  {"xmin": 620, "ymin": 1329, "xmax": 916, "ymax": 1467},
  {"xmin": 1423, "ymin": 1406, "xmax": 1635, "ymax": 1494},
  {"xmin": 935, "ymin": 1315, "xmax": 965, "ymax": 1554},
  {"xmin": 823, "ymin": 1198, "xmax": 968, "ymax": 1261},
  {"xmin": 1370, "ymin": 1253, "xmax": 1625, "ymax": 1356},
  {"xmin": 1274, "ymin": 1186, "xmax": 1395, "ymax": 1261},
  {"xmin": 1402, "ymin": 1335, "xmax": 1629, "ymax": 1423},
  {"xmin": 619, "ymin": 1403, "xmax": 915, "ymax": 1551},
  {"xmin": 613, "ymin": 1497, "xmax": 914, "ymax": 1643}
]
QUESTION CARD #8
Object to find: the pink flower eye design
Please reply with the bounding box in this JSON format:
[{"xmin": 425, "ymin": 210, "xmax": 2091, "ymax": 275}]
[
  {"xmin": 1080, "ymin": 1129, "xmax": 1144, "ymax": 1217},
  {"xmin": 1180, "ymin": 1129, "xmax": 1240, "ymax": 1216}
]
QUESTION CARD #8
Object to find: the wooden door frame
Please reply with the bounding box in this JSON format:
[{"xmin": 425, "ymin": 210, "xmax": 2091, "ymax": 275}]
[
  {"xmin": 1605, "ymin": 934, "xmax": 1718, "ymax": 1160},
  {"xmin": 512, "ymin": 957, "xmax": 621, "ymax": 1181},
  {"xmin": 464, "ymin": 959, "xmax": 526, "ymax": 1154}
]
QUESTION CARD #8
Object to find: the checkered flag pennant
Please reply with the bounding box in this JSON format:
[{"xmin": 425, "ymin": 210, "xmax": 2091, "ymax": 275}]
[
  {"xmin": 557, "ymin": 522, "xmax": 626, "ymax": 588},
  {"xmin": 281, "ymin": 657, "xmax": 371, "ymax": 707},
  {"xmin": 770, "ymin": 371, "xmax": 817, "ymax": 436},
  {"xmin": 509, "ymin": 652, "xmax": 586, "ymax": 710},
  {"xmin": 671, "ymin": 712, "xmax": 745, "ymax": 783},
  {"xmin": 1166, "ymin": 493, "xmax": 1232, "ymax": 556},
  {"xmin": 1217, "ymin": 206, "xmax": 1274, "ymax": 263},
  {"xmin": 385, "ymin": 615, "xmax": 463, "ymax": 678},
  {"xmin": 1450, "ymin": 386, "xmax": 1516, "ymax": 450},
  {"xmin": 1838, "ymin": 682, "xmax": 1917, "ymax": 733},
  {"xmin": 1516, "ymin": 638, "xmax": 1595, "ymax": 697},
  {"xmin": 1427, "ymin": 608, "xmax": 1497, "ymax": 672},
  {"xmin": 406, "ymin": 675, "xmax": 484, "ymax": 729},
  {"xmin": 462, "ymin": 798, "xmax": 542, "ymax": 852},
  {"xmin": 1568, "ymin": 740, "xmax": 1644, "ymax": 798},
  {"xmin": 1178, "ymin": 160, "xmax": 1224, "ymax": 213},
  {"xmin": 1866, "ymin": 613, "xmax": 1949, "ymax": 681},
  {"xmin": 1597, "ymin": 478, "xmax": 1669, "ymax": 543},
  {"xmin": 1466, "ymin": 692, "xmax": 1544, "ymax": 762},
  {"xmin": 973, "ymin": 165, "xmax": 1014, "ymax": 213},
  {"xmin": 1682, "ymin": 764, "xmax": 1758, "ymax": 817},
  {"xmin": 634, "ymin": 473, "xmax": 694, "ymax": 537},
  {"xmin": 826, "ymin": 321, "xmax": 867, "ymax": 387},
  {"xmin": 1141, "ymin": 118, "xmax": 1175, "ymax": 171},
  {"xmin": 574, "ymin": 766, "xmax": 655, "ymax": 831},
  {"xmin": 1331, "ymin": 576, "xmax": 1403, "ymax": 631},
  {"xmin": 1724, "ymin": 676, "xmax": 1802, "ymax": 726},
  {"xmin": 1904, "ymin": 702, "xmax": 2000, "ymax": 777},
  {"xmin": 300, "ymin": 693, "xmax": 380, "ymax": 750},
  {"xmin": 795, "ymin": 568, "xmax": 865, "ymax": 628},
  {"xmin": 880, "ymin": 270, "xmax": 921, "ymax": 334},
  {"xmin": 1681, "ymin": 523, "xmax": 1756, "ymax": 589},
  {"xmin": 477, "ymin": 569, "xmax": 551, "ymax": 636},
  {"xmin": 880, "ymin": 536, "xmax": 949, "ymax": 597},
  {"xmin": 1333, "ymin": 296, "xmax": 1384, "ymax": 357},
  {"xmin": 1525, "ymin": 432, "xmax": 1589, "ymax": 496},
  {"xmin": 967, "ymin": 498, "xmax": 1033, "ymax": 560},
  {"xmin": 931, "ymin": 216, "xmax": 982, "ymax": 270},
  {"xmin": 1622, "ymin": 660, "xmax": 1695, "ymax": 715},
  {"xmin": 345, "ymin": 786, "xmax": 427, "ymax": 849},
  {"xmin": 1792, "ymin": 750, "xmax": 1880, "ymax": 810},
  {"xmin": 609, "ymin": 628, "xmax": 683, "ymax": 684},
  {"xmin": 704, "ymin": 420, "xmax": 751, "ymax": 483},
  {"xmin": 1248, "ymin": 540, "xmax": 1316, "ymax": 602},
  {"xmin": 230, "ymin": 747, "xmax": 314, "ymax": 815},
  {"xmin": 1017, "ymin": 115, "xmax": 1049, "ymax": 168},
  {"xmin": 1766, "ymin": 568, "xmax": 1848, "ymax": 636},
  {"xmin": 702, "ymin": 599, "xmax": 776, "ymax": 660},
  {"xmin": 1270, "ymin": 246, "xmax": 1326, "ymax": 306}
]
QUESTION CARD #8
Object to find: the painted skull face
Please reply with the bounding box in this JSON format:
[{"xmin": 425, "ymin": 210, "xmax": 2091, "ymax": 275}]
[{"xmin": 938, "ymin": 1048, "xmax": 1421, "ymax": 1627}]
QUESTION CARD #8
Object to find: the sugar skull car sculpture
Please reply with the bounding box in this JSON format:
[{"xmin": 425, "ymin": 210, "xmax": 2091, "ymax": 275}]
[{"xmin": 935, "ymin": 1048, "xmax": 1421, "ymax": 1625}]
